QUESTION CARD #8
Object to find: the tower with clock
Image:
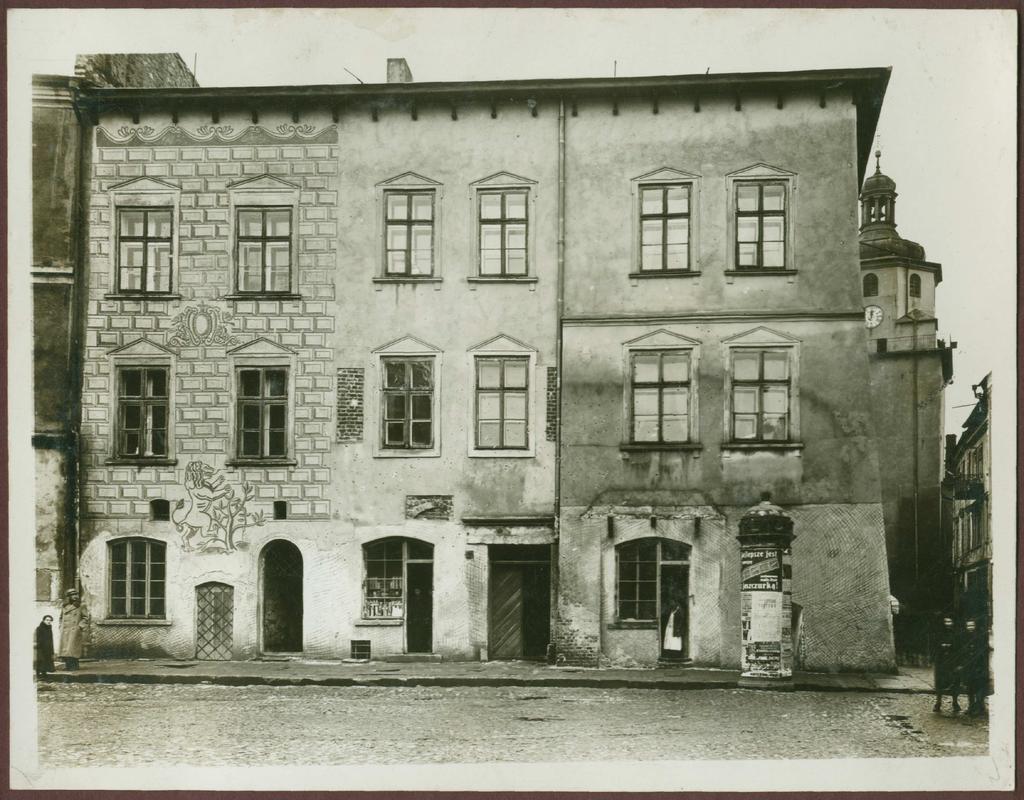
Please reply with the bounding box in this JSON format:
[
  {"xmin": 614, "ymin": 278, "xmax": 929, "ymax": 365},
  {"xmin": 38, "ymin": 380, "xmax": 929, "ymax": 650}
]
[{"xmin": 859, "ymin": 152, "xmax": 955, "ymax": 665}]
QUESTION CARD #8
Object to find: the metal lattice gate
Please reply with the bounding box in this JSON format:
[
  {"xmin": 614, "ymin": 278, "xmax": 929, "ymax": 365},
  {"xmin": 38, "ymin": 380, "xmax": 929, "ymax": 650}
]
[{"xmin": 195, "ymin": 582, "xmax": 234, "ymax": 660}]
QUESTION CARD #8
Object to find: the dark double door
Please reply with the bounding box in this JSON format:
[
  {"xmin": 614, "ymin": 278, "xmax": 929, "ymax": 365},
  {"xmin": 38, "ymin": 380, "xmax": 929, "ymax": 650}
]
[{"xmin": 489, "ymin": 545, "xmax": 551, "ymax": 660}]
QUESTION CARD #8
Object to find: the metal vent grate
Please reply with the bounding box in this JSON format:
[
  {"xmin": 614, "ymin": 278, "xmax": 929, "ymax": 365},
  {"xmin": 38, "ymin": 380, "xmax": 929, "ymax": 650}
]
[{"xmin": 350, "ymin": 640, "xmax": 371, "ymax": 660}]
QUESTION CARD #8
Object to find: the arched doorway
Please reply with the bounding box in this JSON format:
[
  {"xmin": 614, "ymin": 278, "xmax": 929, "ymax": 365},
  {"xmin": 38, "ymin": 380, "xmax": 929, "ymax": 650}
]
[{"xmin": 261, "ymin": 540, "xmax": 303, "ymax": 653}]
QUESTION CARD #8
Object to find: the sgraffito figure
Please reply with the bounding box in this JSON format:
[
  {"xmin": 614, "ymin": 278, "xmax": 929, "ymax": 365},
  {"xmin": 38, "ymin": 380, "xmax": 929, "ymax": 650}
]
[{"xmin": 173, "ymin": 461, "xmax": 264, "ymax": 553}]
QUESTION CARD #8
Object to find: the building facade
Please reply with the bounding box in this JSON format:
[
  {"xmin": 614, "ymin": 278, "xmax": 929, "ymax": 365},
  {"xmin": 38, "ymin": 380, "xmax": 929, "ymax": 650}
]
[
  {"xmin": 859, "ymin": 157, "xmax": 955, "ymax": 663},
  {"xmin": 36, "ymin": 59, "xmax": 897, "ymax": 671}
]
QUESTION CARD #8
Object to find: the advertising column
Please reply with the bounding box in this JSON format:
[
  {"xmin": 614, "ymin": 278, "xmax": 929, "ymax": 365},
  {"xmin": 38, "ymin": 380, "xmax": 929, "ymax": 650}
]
[{"xmin": 737, "ymin": 496, "xmax": 795, "ymax": 690}]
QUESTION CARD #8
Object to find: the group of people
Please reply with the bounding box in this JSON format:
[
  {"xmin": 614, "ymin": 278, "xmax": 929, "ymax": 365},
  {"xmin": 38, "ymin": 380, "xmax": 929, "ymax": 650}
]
[
  {"xmin": 33, "ymin": 589, "xmax": 89, "ymax": 677},
  {"xmin": 932, "ymin": 612, "xmax": 990, "ymax": 717}
]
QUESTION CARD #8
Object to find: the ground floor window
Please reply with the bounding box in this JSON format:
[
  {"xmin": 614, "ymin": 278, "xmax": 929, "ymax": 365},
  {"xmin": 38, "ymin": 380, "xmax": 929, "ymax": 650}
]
[
  {"xmin": 108, "ymin": 538, "xmax": 166, "ymax": 619},
  {"xmin": 362, "ymin": 538, "xmax": 433, "ymax": 619},
  {"xmin": 615, "ymin": 537, "xmax": 691, "ymax": 659}
]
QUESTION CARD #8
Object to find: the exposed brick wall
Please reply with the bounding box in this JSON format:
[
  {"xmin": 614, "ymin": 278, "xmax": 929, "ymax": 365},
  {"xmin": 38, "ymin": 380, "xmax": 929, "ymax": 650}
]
[
  {"xmin": 75, "ymin": 54, "xmax": 198, "ymax": 88},
  {"xmin": 79, "ymin": 125, "xmax": 339, "ymax": 523},
  {"xmin": 545, "ymin": 366, "xmax": 558, "ymax": 442},
  {"xmin": 336, "ymin": 368, "xmax": 364, "ymax": 443}
]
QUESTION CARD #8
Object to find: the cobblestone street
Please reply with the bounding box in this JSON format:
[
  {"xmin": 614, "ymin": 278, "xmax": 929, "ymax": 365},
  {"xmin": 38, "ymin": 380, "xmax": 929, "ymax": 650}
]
[{"xmin": 36, "ymin": 683, "xmax": 988, "ymax": 766}]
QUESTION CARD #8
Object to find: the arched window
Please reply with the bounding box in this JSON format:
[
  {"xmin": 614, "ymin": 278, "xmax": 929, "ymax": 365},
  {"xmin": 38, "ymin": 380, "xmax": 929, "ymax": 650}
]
[
  {"xmin": 108, "ymin": 538, "xmax": 166, "ymax": 619},
  {"xmin": 909, "ymin": 273, "xmax": 922, "ymax": 298},
  {"xmin": 862, "ymin": 273, "xmax": 878, "ymax": 297},
  {"xmin": 615, "ymin": 537, "xmax": 691, "ymax": 622}
]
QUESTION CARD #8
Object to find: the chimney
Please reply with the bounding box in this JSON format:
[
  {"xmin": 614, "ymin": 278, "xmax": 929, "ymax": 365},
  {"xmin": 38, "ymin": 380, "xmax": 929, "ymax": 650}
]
[{"xmin": 387, "ymin": 58, "xmax": 413, "ymax": 84}]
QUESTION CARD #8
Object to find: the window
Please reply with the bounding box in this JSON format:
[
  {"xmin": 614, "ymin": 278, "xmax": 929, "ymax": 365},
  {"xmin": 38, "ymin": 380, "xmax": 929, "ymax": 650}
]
[
  {"xmin": 475, "ymin": 356, "xmax": 529, "ymax": 449},
  {"xmin": 479, "ymin": 190, "xmax": 528, "ymax": 276},
  {"xmin": 116, "ymin": 366, "xmax": 169, "ymax": 459},
  {"xmin": 385, "ymin": 191, "xmax": 434, "ymax": 276},
  {"xmin": 236, "ymin": 367, "xmax": 289, "ymax": 459},
  {"xmin": 909, "ymin": 273, "xmax": 922, "ymax": 298},
  {"xmin": 863, "ymin": 273, "xmax": 879, "ymax": 297},
  {"xmin": 735, "ymin": 182, "xmax": 786, "ymax": 269},
  {"xmin": 363, "ymin": 538, "xmax": 433, "ymax": 619},
  {"xmin": 236, "ymin": 207, "xmax": 292, "ymax": 293},
  {"xmin": 150, "ymin": 499, "xmax": 170, "ymax": 521},
  {"xmin": 730, "ymin": 350, "xmax": 790, "ymax": 441},
  {"xmin": 639, "ymin": 185, "xmax": 690, "ymax": 271},
  {"xmin": 616, "ymin": 538, "xmax": 690, "ymax": 622},
  {"xmin": 630, "ymin": 350, "xmax": 691, "ymax": 443},
  {"xmin": 382, "ymin": 357, "xmax": 434, "ymax": 449},
  {"xmin": 117, "ymin": 208, "xmax": 173, "ymax": 293},
  {"xmin": 108, "ymin": 538, "xmax": 166, "ymax": 619}
]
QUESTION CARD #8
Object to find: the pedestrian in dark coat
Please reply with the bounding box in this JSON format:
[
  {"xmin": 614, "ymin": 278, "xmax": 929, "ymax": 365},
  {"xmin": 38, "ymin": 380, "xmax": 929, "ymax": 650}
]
[
  {"xmin": 932, "ymin": 614, "xmax": 961, "ymax": 713},
  {"xmin": 964, "ymin": 618, "xmax": 990, "ymax": 717},
  {"xmin": 59, "ymin": 589, "xmax": 89, "ymax": 671},
  {"xmin": 34, "ymin": 615, "xmax": 55, "ymax": 677}
]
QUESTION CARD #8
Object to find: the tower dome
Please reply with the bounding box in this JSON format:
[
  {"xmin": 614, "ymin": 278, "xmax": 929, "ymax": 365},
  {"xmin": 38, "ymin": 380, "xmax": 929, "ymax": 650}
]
[{"xmin": 859, "ymin": 150, "xmax": 925, "ymax": 260}]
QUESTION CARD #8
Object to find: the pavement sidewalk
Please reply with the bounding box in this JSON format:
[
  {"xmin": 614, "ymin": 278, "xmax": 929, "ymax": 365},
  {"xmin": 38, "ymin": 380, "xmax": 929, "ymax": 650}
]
[{"xmin": 42, "ymin": 658, "xmax": 935, "ymax": 694}]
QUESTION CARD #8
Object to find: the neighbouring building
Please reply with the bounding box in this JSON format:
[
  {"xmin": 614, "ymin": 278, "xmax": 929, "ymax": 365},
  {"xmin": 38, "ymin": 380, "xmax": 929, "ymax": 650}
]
[
  {"xmin": 35, "ymin": 58, "xmax": 898, "ymax": 671},
  {"xmin": 859, "ymin": 155, "xmax": 955, "ymax": 664},
  {"xmin": 947, "ymin": 375, "xmax": 991, "ymax": 632}
]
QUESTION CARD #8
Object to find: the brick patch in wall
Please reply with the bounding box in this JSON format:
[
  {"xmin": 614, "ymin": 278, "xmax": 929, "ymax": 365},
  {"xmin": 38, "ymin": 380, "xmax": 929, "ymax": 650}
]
[
  {"xmin": 545, "ymin": 367, "xmax": 558, "ymax": 442},
  {"xmin": 336, "ymin": 367, "xmax": 364, "ymax": 443}
]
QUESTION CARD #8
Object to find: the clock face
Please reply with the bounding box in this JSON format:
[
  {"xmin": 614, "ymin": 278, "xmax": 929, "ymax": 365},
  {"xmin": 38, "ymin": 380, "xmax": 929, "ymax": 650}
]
[{"xmin": 864, "ymin": 305, "xmax": 884, "ymax": 329}]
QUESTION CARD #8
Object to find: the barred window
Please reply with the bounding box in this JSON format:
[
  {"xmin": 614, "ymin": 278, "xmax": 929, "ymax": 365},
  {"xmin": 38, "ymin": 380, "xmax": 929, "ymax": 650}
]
[{"xmin": 108, "ymin": 538, "xmax": 166, "ymax": 619}]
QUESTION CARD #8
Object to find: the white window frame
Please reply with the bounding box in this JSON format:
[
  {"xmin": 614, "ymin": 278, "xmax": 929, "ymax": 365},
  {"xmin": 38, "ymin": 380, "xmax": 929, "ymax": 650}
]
[
  {"xmin": 620, "ymin": 330, "xmax": 701, "ymax": 449},
  {"xmin": 226, "ymin": 338, "xmax": 298, "ymax": 466},
  {"xmin": 467, "ymin": 334, "xmax": 539, "ymax": 458},
  {"xmin": 226, "ymin": 175, "xmax": 301, "ymax": 298},
  {"xmin": 721, "ymin": 328, "xmax": 802, "ymax": 450},
  {"xmin": 725, "ymin": 163, "xmax": 797, "ymax": 275},
  {"xmin": 106, "ymin": 338, "xmax": 177, "ymax": 465},
  {"xmin": 371, "ymin": 335, "xmax": 443, "ymax": 458},
  {"xmin": 468, "ymin": 172, "xmax": 538, "ymax": 284},
  {"xmin": 630, "ymin": 167, "xmax": 702, "ymax": 277},
  {"xmin": 107, "ymin": 177, "xmax": 181, "ymax": 297},
  {"xmin": 374, "ymin": 172, "xmax": 444, "ymax": 285}
]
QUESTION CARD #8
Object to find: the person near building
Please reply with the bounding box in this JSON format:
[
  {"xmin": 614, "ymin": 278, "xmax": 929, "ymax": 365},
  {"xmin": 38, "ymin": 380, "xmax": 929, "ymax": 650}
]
[
  {"xmin": 964, "ymin": 617, "xmax": 990, "ymax": 717},
  {"xmin": 932, "ymin": 613, "xmax": 961, "ymax": 713},
  {"xmin": 34, "ymin": 615, "xmax": 55, "ymax": 677},
  {"xmin": 58, "ymin": 589, "xmax": 89, "ymax": 671}
]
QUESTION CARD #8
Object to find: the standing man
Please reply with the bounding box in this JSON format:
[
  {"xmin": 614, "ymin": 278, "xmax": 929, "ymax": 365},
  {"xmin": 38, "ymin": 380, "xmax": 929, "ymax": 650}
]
[
  {"xmin": 34, "ymin": 615, "xmax": 55, "ymax": 677},
  {"xmin": 965, "ymin": 618, "xmax": 990, "ymax": 717},
  {"xmin": 59, "ymin": 589, "xmax": 89, "ymax": 671},
  {"xmin": 932, "ymin": 613, "xmax": 961, "ymax": 713}
]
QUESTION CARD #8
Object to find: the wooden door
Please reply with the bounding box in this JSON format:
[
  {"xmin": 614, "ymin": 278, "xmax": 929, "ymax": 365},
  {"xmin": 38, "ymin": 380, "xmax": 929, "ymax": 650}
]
[
  {"xmin": 490, "ymin": 565, "xmax": 524, "ymax": 659},
  {"xmin": 262, "ymin": 540, "xmax": 303, "ymax": 652},
  {"xmin": 406, "ymin": 561, "xmax": 433, "ymax": 653},
  {"xmin": 195, "ymin": 582, "xmax": 234, "ymax": 660}
]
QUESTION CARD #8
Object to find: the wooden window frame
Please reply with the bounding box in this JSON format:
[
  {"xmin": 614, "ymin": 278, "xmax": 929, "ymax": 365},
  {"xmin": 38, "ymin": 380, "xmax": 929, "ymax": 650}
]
[
  {"xmin": 638, "ymin": 184, "xmax": 691, "ymax": 273},
  {"xmin": 477, "ymin": 189, "xmax": 529, "ymax": 277},
  {"xmin": 384, "ymin": 190, "xmax": 436, "ymax": 277},
  {"xmin": 362, "ymin": 538, "xmax": 433, "ymax": 620},
  {"xmin": 108, "ymin": 538, "xmax": 166, "ymax": 620},
  {"xmin": 628, "ymin": 350, "xmax": 692, "ymax": 444},
  {"xmin": 729, "ymin": 348, "xmax": 792, "ymax": 443},
  {"xmin": 381, "ymin": 357, "xmax": 435, "ymax": 450},
  {"xmin": 615, "ymin": 538, "xmax": 691, "ymax": 623},
  {"xmin": 909, "ymin": 273, "xmax": 922, "ymax": 298},
  {"xmin": 734, "ymin": 181, "xmax": 788, "ymax": 271},
  {"xmin": 116, "ymin": 207, "xmax": 174, "ymax": 294},
  {"xmin": 235, "ymin": 366, "xmax": 290, "ymax": 460},
  {"xmin": 235, "ymin": 206, "xmax": 293, "ymax": 295},
  {"xmin": 474, "ymin": 355, "xmax": 530, "ymax": 450},
  {"xmin": 115, "ymin": 365, "xmax": 170, "ymax": 460},
  {"xmin": 863, "ymin": 273, "xmax": 879, "ymax": 297}
]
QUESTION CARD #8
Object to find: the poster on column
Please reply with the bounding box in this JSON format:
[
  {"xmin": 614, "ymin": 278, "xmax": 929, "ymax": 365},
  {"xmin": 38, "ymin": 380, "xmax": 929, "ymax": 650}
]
[{"xmin": 740, "ymin": 547, "xmax": 784, "ymax": 677}]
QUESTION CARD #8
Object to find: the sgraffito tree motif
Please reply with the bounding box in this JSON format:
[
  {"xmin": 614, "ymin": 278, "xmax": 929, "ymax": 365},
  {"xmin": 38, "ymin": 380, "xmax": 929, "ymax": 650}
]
[{"xmin": 172, "ymin": 461, "xmax": 265, "ymax": 553}]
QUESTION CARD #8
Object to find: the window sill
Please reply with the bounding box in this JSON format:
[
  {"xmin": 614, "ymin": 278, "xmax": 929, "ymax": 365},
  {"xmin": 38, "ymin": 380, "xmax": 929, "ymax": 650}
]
[
  {"xmin": 222, "ymin": 293, "xmax": 303, "ymax": 301},
  {"xmin": 724, "ymin": 269, "xmax": 797, "ymax": 277},
  {"xmin": 721, "ymin": 442, "xmax": 804, "ymax": 453},
  {"xmin": 619, "ymin": 443, "xmax": 702, "ymax": 453},
  {"xmin": 607, "ymin": 621, "xmax": 658, "ymax": 631},
  {"xmin": 225, "ymin": 458, "xmax": 298, "ymax": 468},
  {"xmin": 97, "ymin": 618, "xmax": 173, "ymax": 627},
  {"xmin": 628, "ymin": 270, "xmax": 700, "ymax": 280},
  {"xmin": 468, "ymin": 449, "xmax": 536, "ymax": 459},
  {"xmin": 466, "ymin": 276, "xmax": 538, "ymax": 284},
  {"xmin": 103, "ymin": 293, "xmax": 182, "ymax": 300},
  {"xmin": 372, "ymin": 277, "xmax": 442, "ymax": 284},
  {"xmin": 105, "ymin": 458, "xmax": 179, "ymax": 467},
  {"xmin": 355, "ymin": 619, "xmax": 404, "ymax": 627},
  {"xmin": 373, "ymin": 449, "xmax": 441, "ymax": 459}
]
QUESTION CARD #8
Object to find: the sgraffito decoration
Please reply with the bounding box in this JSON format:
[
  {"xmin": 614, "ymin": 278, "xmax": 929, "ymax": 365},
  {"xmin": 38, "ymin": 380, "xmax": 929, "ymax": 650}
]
[
  {"xmin": 173, "ymin": 461, "xmax": 265, "ymax": 553},
  {"xmin": 97, "ymin": 123, "xmax": 339, "ymax": 148},
  {"xmin": 405, "ymin": 495, "xmax": 454, "ymax": 520},
  {"xmin": 167, "ymin": 303, "xmax": 240, "ymax": 350}
]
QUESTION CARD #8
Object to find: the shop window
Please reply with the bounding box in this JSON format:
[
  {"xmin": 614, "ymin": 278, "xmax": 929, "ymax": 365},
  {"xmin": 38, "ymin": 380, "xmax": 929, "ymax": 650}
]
[
  {"xmin": 108, "ymin": 538, "xmax": 166, "ymax": 619},
  {"xmin": 362, "ymin": 537, "xmax": 433, "ymax": 619},
  {"xmin": 616, "ymin": 537, "xmax": 690, "ymax": 622}
]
